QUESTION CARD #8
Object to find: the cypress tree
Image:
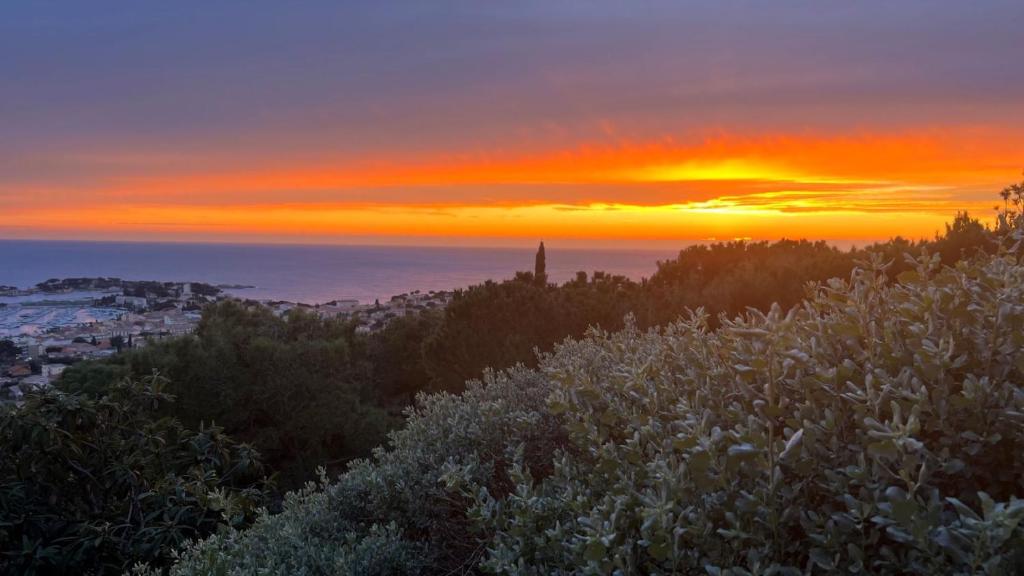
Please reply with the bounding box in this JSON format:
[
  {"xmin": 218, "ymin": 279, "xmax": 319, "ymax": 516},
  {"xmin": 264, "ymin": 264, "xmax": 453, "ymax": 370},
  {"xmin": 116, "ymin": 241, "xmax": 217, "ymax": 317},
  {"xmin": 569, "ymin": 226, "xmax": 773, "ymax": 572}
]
[{"xmin": 534, "ymin": 241, "xmax": 547, "ymax": 285}]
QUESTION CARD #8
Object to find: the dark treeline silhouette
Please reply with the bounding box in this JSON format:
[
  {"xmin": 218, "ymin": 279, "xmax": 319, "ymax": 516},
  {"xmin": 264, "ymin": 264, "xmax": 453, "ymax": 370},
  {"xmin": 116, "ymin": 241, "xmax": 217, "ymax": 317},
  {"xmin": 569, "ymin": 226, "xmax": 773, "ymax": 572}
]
[{"xmin": 417, "ymin": 210, "xmax": 1002, "ymax": 391}]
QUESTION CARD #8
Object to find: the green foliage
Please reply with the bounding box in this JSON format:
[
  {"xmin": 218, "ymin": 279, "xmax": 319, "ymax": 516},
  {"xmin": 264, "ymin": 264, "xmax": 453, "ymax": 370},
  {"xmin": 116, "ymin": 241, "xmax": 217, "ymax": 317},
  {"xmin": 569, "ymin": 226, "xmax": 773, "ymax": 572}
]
[
  {"xmin": 61, "ymin": 301, "xmax": 399, "ymax": 489},
  {"xmin": 57, "ymin": 361, "xmax": 130, "ymax": 395},
  {"xmin": 0, "ymin": 376, "xmax": 266, "ymax": 575},
  {"xmin": 643, "ymin": 239, "xmax": 855, "ymax": 326},
  {"xmin": 52, "ymin": 192, "xmax": 1023, "ymax": 573},
  {"xmin": 159, "ymin": 248, "xmax": 1024, "ymax": 575},
  {"xmin": 997, "ymin": 177, "xmax": 1024, "ymax": 231},
  {"xmin": 146, "ymin": 368, "xmax": 560, "ymax": 576},
  {"xmin": 534, "ymin": 241, "xmax": 547, "ymax": 285},
  {"xmin": 57, "ymin": 213, "xmax": 1002, "ymax": 494},
  {"xmin": 422, "ymin": 271, "xmax": 639, "ymax": 392},
  {"xmin": 421, "ymin": 214, "xmax": 998, "ymax": 393},
  {"xmin": 931, "ymin": 211, "xmax": 996, "ymax": 264},
  {"xmin": 365, "ymin": 310, "xmax": 441, "ymax": 404},
  {"xmin": 471, "ymin": 250, "xmax": 1024, "ymax": 575}
]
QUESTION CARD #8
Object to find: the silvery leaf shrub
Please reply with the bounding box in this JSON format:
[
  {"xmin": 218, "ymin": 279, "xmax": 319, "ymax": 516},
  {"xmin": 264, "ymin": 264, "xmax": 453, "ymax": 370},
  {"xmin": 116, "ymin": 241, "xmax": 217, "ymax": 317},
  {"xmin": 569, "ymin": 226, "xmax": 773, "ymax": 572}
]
[
  {"xmin": 155, "ymin": 249, "xmax": 1022, "ymax": 575},
  {"xmin": 142, "ymin": 367, "xmax": 560, "ymax": 575},
  {"xmin": 470, "ymin": 251, "xmax": 1024, "ymax": 575}
]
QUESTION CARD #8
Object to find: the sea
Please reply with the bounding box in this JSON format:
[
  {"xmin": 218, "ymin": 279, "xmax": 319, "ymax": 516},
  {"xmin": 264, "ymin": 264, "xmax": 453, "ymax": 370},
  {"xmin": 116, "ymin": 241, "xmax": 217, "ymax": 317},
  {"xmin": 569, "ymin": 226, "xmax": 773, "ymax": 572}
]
[{"xmin": 0, "ymin": 240, "xmax": 678, "ymax": 305}]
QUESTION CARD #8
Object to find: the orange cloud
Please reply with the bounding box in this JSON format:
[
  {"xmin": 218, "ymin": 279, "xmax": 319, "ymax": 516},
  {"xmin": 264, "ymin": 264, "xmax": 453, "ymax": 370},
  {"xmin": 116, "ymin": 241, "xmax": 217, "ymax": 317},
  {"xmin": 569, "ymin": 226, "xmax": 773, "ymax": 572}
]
[{"xmin": 3, "ymin": 126, "xmax": 1021, "ymax": 244}]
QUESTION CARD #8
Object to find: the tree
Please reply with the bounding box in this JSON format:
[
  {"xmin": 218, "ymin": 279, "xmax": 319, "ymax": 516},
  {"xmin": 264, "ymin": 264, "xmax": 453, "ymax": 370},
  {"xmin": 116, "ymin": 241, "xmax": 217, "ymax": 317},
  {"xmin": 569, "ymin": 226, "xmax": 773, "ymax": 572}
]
[
  {"xmin": 61, "ymin": 301, "xmax": 399, "ymax": 489},
  {"xmin": 0, "ymin": 339, "xmax": 18, "ymax": 364},
  {"xmin": 366, "ymin": 310, "xmax": 441, "ymax": 405},
  {"xmin": 931, "ymin": 211, "xmax": 993, "ymax": 264},
  {"xmin": 534, "ymin": 241, "xmax": 547, "ymax": 286},
  {"xmin": 642, "ymin": 239, "xmax": 856, "ymax": 327},
  {"xmin": 421, "ymin": 271, "xmax": 639, "ymax": 392},
  {"xmin": 0, "ymin": 375, "xmax": 267, "ymax": 574},
  {"xmin": 996, "ymin": 174, "xmax": 1024, "ymax": 231}
]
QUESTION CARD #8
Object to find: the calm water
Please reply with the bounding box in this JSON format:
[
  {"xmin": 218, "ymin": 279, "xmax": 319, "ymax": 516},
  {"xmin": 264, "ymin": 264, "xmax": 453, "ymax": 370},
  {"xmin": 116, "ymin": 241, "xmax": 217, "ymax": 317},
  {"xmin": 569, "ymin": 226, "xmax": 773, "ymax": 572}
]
[{"xmin": 0, "ymin": 240, "xmax": 677, "ymax": 304}]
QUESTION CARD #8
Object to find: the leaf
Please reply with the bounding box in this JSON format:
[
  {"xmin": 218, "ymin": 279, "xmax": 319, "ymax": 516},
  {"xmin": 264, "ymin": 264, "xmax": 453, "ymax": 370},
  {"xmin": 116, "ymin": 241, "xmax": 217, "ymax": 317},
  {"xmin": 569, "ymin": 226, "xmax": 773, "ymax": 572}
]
[
  {"xmin": 688, "ymin": 450, "xmax": 712, "ymax": 476},
  {"xmin": 673, "ymin": 435, "xmax": 698, "ymax": 451},
  {"xmin": 808, "ymin": 548, "xmax": 835, "ymax": 569},
  {"xmin": 583, "ymin": 541, "xmax": 607, "ymax": 562},
  {"xmin": 897, "ymin": 271, "xmax": 921, "ymax": 284},
  {"xmin": 728, "ymin": 443, "xmax": 761, "ymax": 458},
  {"xmin": 1015, "ymin": 354, "xmax": 1024, "ymax": 375},
  {"xmin": 946, "ymin": 498, "xmax": 981, "ymax": 521},
  {"xmin": 942, "ymin": 459, "xmax": 966, "ymax": 475},
  {"xmin": 867, "ymin": 440, "xmax": 898, "ymax": 461},
  {"xmin": 978, "ymin": 491, "xmax": 995, "ymax": 520},
  {"xmin": 891, "ymin": 499, "xmax": 917, "ymax": 525},
  {"xmin": 885, "ymin": 526, "xmax": 914, "ymax": 543},
  {"xmin": 780, "ymin": 429, "xmax": 803, "ymax": 461},
  {"xmin": 648, "ymin": 540, "xmax": 671, "ymax": 561}
]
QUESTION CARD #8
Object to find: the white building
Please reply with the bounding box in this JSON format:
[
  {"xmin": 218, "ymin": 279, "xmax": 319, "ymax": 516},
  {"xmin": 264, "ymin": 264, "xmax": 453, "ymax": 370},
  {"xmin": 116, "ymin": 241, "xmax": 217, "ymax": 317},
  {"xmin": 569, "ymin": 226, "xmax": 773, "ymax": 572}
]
[
  {"xmin": 41, "ymin": 363, "xmax": 67, "ymax": 382},
  {"xmin": 115, "ymin": 295, "xmax": 149, "ymax": 310},
  {"xmin": 317, "ymin": 299, "xmax": 361, "ymax": 318}
]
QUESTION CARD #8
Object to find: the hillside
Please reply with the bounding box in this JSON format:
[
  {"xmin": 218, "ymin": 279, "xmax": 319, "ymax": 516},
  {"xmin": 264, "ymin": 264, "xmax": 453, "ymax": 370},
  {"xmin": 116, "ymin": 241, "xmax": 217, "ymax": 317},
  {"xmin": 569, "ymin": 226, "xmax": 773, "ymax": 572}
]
[{"xmin": 151, "ymin": 241, "xmax": 1024, "ymax": 574}]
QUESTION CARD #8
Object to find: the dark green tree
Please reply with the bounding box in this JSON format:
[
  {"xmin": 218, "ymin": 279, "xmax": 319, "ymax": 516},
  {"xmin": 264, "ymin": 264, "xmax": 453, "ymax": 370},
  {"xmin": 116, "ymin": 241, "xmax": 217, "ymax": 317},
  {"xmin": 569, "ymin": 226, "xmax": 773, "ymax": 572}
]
[
  {"xmin": 421, "ymin": 271, "xmax": 638, "ymax": 391},
  {"xmin": 931, "ymin": 211, "xmax": 993, "ymax": 264},
  {"xmin": 365, "ymin": 310, "xmax": 441, "ymax": 405},
  {"xmin": 0, "ymin": 375, "xmax": 267, "ymax": 575},
  {"xmin": 0, "ymin": 340, "xmax": 18, "ymax": 364},
  {"xmin": 61, "ymin": 301, "xmax": 398, "ymax": 489},
  {"xmin": 534, "ymin": 241, "xmax": 547, "ymax": 285}
]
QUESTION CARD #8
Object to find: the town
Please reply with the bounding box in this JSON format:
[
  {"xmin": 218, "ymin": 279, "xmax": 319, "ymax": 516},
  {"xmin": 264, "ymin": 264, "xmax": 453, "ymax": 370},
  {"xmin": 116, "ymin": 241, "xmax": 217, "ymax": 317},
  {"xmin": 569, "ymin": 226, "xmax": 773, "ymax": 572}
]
[{"xmin": 0, "ymin": 277, "xmax": 451, "ymax": 403}]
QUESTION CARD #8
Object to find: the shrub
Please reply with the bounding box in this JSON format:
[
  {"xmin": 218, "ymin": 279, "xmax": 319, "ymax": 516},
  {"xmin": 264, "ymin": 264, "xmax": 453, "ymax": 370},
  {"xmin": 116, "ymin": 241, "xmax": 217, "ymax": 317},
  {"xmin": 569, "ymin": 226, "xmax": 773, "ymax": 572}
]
[
  {"xmin": 0, "ymin": 376, "xmax": 267, "ymax": 575},
  {"xmin": 643, "ymin": 239, "xmax": 855, "ymax": 326},
  {"xmin": 157, "ymin": 245, "xmax": 1023, "ymax": 575},
  {"xmin": 470, "ymin": 250, "xmax": 1024, "ymax": 574},
  {"xmin": 60, "ymin": 301, "xmax": 398, "ymax": 490},
  {"xmin": 422, "ymin": 272, "xmax": 639, "ymax": 392},
  {"xmin": 148, "ymin": 367, "xmax": 561, "ymax": 575}
]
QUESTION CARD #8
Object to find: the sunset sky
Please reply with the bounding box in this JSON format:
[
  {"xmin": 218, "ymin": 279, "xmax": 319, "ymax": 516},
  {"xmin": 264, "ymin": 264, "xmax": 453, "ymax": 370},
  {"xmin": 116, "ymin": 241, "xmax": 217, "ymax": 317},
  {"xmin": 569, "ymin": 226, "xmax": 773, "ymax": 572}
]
[{"xmin": 3, "ymin": 1, "xmax": 1023, "ymax": 247}]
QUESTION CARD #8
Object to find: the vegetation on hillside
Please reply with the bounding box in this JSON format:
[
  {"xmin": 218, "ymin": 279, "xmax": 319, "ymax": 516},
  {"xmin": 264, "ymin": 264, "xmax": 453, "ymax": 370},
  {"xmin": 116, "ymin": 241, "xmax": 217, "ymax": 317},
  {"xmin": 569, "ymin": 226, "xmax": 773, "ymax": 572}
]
[
  {"xmin": 57, "ymin": 210, "xmax": 1004, "ymax": 489},
  {"xmin": 418, "ymin": 211, "xmax": 1000, "ymax": 393},
  {"xmin": 0, "ymin": 376, "xmax": 266, "ymax": 575},
  {"xmin": 421, "ymin": 270, "xmax": 640, "ymax": 391},
  {"xmin": 21, "ymin": 181, "xmax": 1020, "ymax": 573},
  {"xmin": 60, "ymin": 303, "xmax": 399, "ymax": 489},
  {"xmin": 148, "ymin": 235, "xmax": 1024, "ymax": 575}
]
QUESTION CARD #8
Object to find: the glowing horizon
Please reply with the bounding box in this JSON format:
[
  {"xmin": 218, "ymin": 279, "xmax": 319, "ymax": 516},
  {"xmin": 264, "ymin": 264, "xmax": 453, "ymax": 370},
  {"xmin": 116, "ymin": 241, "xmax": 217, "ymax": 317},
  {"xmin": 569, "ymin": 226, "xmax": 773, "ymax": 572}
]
[{"xmin": 3, "ymin": 3, "xmax": 1023, "ymax": 247}]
